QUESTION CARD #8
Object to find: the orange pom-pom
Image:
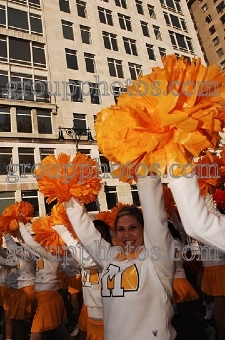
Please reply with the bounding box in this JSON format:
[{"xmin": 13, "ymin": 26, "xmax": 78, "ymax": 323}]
[
  {"xmin": 32, "ymin": 216, "xmax": 65, "ymax": 255},
  {"xmin": 35, "ymin": 153, "xmax": 102, "ymax": 204},
  {"xmin": 95, "ymin": 202, "xmax": 131, "ymax": 230},
  {"xmin": 95, "ymin": 55, "xmax": 225, "ymax": 180},
  {"xmin": 49, "ymin": 202, "xmax": 77, "ymax": 240},
  {"xmin": 0, "ymin": 201, "xmax": 34, "ymax": 236},
  {"xmin": 195, "ymin": 150, "xmax": 225, "ymax": 196}
]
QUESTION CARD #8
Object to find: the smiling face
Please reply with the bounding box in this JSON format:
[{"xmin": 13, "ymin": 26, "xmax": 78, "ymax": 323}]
[{"xmin": 115, "ymin": 215, "xmax": 144, "ymax": 253}]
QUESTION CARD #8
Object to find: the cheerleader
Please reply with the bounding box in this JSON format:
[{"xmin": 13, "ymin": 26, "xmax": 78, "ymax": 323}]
[
  {"xmin": 18, "ymin": 222, "xmax": 73, "ymax": 340},
  {"xmin": 4, "ymin": 233, "xmax": 36, "ymax": 340},
  {"xmin": 62, "ymin": 176, "xmax": 176, "ymax": 340},
  {"xmin": 53, "ymin": 219, "xmax": 113, "ymax": 340},
  {"xmin": 0, "ymin": 245, "xmax": 17, "ymax": 340}
]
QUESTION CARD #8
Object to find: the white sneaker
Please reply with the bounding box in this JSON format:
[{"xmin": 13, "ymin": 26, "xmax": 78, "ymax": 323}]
[
  {"xmin": 70, "ymin": 326, "xmax": 79, "ymax": 337},
  {"xmin": 205, "ymin": 324, "xmax": 216, "ymax": 340},
  {"xmin": 205, "ymin": 304, "xmax": 213, "ymax": 320}
]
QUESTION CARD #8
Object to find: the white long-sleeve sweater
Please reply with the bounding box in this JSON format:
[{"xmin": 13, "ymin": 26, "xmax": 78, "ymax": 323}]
[
  {"xmin": 55, "ymin": 227, "xmax": 103, "ymax": 319},
  {"xmin": 4, "ymin": 234, "xmax": 36, "ymax": 289},
  {"xmin": 19, "ymin": 223, "xmax": 60, "ymax": 292},
  {"xmin": 0, "ymin": 246, "xmax": 17, "ymax": 287},
  {"xmin": 168, "ymin": 173, "xmax": 225, "ymax": 253},
  {"xmin": 64, "ymin": 176, "xmax": 176, "ymax": 340}
]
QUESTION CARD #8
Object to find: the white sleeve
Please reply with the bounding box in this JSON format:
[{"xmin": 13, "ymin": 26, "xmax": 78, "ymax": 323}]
[
  {"xmin": 53, "ymin": 225, "xmax": 100, "ymax": 269},
  {"xmin": 137, "ymin": 176, "xmax": 174, "ymax": 278},
  {"xmin": 4, "ymin": 233, "xmax": 32, "ymax": 260},
  {"xmin": 65, "ymin": 198, "xmax": 113, "ymax": 268},
  {"xmin": 168, "ymin": 173, "xmax": 225, "ymax": 252},
  {"xmin": 19, "ymin": 222, "xmax": 49, "ymax": 258}
]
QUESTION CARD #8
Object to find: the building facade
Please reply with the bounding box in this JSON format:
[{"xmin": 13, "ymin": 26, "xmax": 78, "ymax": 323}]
[
  {"xmin": 188, "ymin": 0, "xmax": 225, "ymax": 69},
  {"xmin": 0, "ymin": 0, "xmax": 204, "ymax": 218}
]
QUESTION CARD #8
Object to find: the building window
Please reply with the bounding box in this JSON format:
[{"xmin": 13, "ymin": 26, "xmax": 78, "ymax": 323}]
[
  {"xmin": 201, "ymin": 3, "xmax": 208, "ymax": 12},
  {"xmin": 34, "ymin": 76, "xmax": 49, "ymax": 102},
  {"xmin": 212, "ymin": 36, "xmax": 220, "ymax": 46},
  {"xmin": 130, "ymin": 184, "xmax": 140, "ymax": 206},
  {"xmin": 59, "ymin": 0, "xmax": 70, "ymax": 13},
  {"xmin": 216, "ymin": 1, "xmax": 225, "ymax": 13},
  {"xmin": 9, "ymin": 37, "xmax": 31, "ymax": 66},
  {"xmin": 209, "ymin": 25, "xmax": 216, "ymax": 34},
  {"xmin": 148, "ymin": 4, "xmax": 156, "ymax": 18},
  {"xmin": 89, "ymin": 83, "xmax": 100, "ymax": 104},
  {"xmin": 220, "ymin": 59, "xmax": 225, "ymax": 70},
  {"xmin": 136, "ymin": 0, "xmax": 144, "ymax": 14},
  {"xmin": 107, "ymin": 58, "xmax": 124, "ymax": 78},
  {"xmin": 84, "ymin": 201, "xmax": 99, "ymax": 212},
  {"xmin": 37, "ymin": 110, "xmax": 52, "ymax": 134},
  {"xmin": 98, "ymin": 7, "xmax": 113, "ymax": 25},
  {"xmin": 159, "ymin": 47, "xmax": 166, "ymax": 57},
  {"xmin": 8, "ymin": 7, "xmax": 29, "ymax": 33},
  {"xmin": 40, "ymin": 148, "xmax": 55, "ymax": 161},
  {"xmin": 112, "ymin": 86, "xmax": 126, "ymax": 104},
  {"xmin": 76, "ymin": 0, "xmax": 86, "ymax": 17},
  {"xmin": 105, "ymin": 185, "xmax": 118, "ymax": 209},
  {"xmin": 115, "ymin": 0, "xmax": 127, "ymax": 8},
  {"xmin": 118, "ymin": 14, "xmax": 132, "ymax": 31},
  {"xmin": 84, "ymin": 53, "xmax": 95, "ymax": 73},
  {"xmin": 73, "ymin": 113, "xmax": 87, "ymax": 133},
  {"xmin": 160, "ymin": 0, "xmax": 183, "ymax": 14},
  {"xmin": 102, "ymin": 31, "xmax": 118, "ymax": 50},
  {"xmin": 140, "ymin": 21, "xmax": 150, "ymax": 37},
  {"xmin": 0, "ymin": 35, "xmax": 7, "ymax": 62},
  {"xmin": 66, "ymin": 49, "xmax": 78, "ymax": 70},
  {"xmin": 0, "ymin": 192, "xmax": 15, "ymax": 215},
  {"xmin": 123, "ymin": 37, "xmax": 138, "ymax": 55},
  {"xmin": 0, "ymin": 71, "xmax": 8, "ymax": 98},
  {"xmin": 30, "ymin": 14, "xmax": 43, "ymax": 35},
  {"xmin": 0, "ymin": 6, "xmax": 5, "ymax": 28},
  {"xmin": 16, "ymin": 107, "xmax": 32, "ymax": 133},
  {"xmin": 0, "ymin": 147, "xmax": 12, "ymax": 176},
  {"xmin": 153, "ymin": 25, "xmax": 162, "ymax": 40},
  {"xmin": 32, "ymin": 43, "xmax": 46, "ymax": 68},
  {"xmin": 216, "ymin": 47, "xmax": 224, "ymax": 57},
  {"xmin": 205, "ymin": 14, "xmax": 212, "ymax": 23},
  {"xmin": 146, "ymin": 44, "xmax": 156, "ymax": 60},
  {"xmin": 0, "ymin": 106, "xmax": 10, "ymax": 132},
  {"xmin": 220, "ymin": 13, "xmax": 225, "ymax": 23},
  {"xmin": 9, "ymin": 73, "xmax": 33, "ymax": 101},
  {"xmin": 18, "ymin": 148, "xmax": 35, "ymax": 175},
  {"xmin": 128, "ymin": 62, "xmax": 142, "ymax": 80},
  {"xmin": 70, "ymin": 80, "xmax": 83, "ymax": 102},
  {"xmin": 22, "ymin": 190, "xmax": 39, "ymax": 217},
  {"xmin": 169, "ymin": 31, "xmax": 195, "ymax": 53},
  {"xmin": 62, "ymin": 20, "xmax": 74, "ymax": 40},
  {"xmin": 80, "ymin": 25, "xmax": 91, "ymax": 44}
]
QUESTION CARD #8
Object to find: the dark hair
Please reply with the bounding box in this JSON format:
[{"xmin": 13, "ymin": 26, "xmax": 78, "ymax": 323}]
[
  {"xmin": 167, "ymin": 220, "xmax": 182, "ymax": 241},
  {"xmin": 93, "ymin": 219, "xmax": 113, "ymax": 246},
  {"xmin": 114, "ymin": 205, "xmax": 144, "ymax": 231}
]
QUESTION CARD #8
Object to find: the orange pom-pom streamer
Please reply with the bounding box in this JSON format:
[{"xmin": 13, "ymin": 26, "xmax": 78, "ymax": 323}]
[
  {"xmin": 95, "ymin": 55, "xmax": 225, "ymax": 182},
  {"xmin": 32, "ymin": 216, "xmax": 65, "ymax": 255},
  {"xmin": 35, "ymin": 152, "xmax": 102, "ymax": 204},
  {"xmin": 0, "ymin": 201, "xmax": 33, "ymax": 237},
  {"xmin": 49, "ymin": 202, "xmax": 77, "ymax": 240}
]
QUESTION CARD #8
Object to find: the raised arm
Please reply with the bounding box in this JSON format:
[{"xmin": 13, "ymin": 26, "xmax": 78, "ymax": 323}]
[
  {"xmin": 53, "ymin": 225, "xmax": 101, "ymax": 269},
  {"xmin": 168, "ymin": 172, "xmax": 225, "ymax": 252},
  {"xmin": 137, "ymin": 176, "xmax": 174, "ymax": 278},
  {"xmin": 19, "ymin": 222, "xmax": 50, "ymax": 259},
  {"xmin": 65, "ymin": 198, "xmax": 112, "ymax": 268},
  {"xmin": 4, "ymin": 233, "xmax": 33, "ymax": 260}
]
